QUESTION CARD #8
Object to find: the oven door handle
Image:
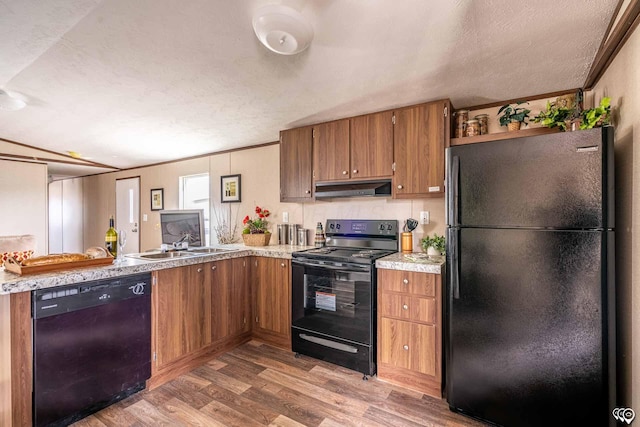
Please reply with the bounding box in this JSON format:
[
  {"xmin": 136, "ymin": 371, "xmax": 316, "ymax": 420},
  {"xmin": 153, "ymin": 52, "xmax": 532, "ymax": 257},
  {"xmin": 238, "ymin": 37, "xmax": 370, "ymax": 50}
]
[
  {"xmin": 292, "ymin": 259, "xmax": 371, "ymax": 272},
  {"xmin": 293, "ymin": 260, "xmax": 371, "ymax": 273}
]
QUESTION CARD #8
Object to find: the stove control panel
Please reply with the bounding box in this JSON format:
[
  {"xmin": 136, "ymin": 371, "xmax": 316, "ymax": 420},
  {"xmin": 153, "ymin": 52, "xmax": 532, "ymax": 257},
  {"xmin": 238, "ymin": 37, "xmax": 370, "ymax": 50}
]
[{"xmin": 325, "ymin": 219, "xmax": 398, "ymax": 236}]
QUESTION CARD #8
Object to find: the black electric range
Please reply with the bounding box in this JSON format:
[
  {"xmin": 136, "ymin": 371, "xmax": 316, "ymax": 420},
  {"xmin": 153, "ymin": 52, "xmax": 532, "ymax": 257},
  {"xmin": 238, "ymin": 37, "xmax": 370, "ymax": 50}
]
[{"xmin": 291, "ymin": 219, "xmax": 399, "ymax": 378}]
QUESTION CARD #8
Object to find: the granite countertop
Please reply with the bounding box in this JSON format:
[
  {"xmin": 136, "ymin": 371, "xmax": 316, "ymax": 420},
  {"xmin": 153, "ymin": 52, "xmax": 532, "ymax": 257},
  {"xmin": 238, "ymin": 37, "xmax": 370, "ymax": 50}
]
[
  {"xmin": 0, "ymin": 244, "xmax": 313, "ymax": 295},
  {"xmin": 376, "ymin": 252, "xmax": 445, "ymax": 274}
]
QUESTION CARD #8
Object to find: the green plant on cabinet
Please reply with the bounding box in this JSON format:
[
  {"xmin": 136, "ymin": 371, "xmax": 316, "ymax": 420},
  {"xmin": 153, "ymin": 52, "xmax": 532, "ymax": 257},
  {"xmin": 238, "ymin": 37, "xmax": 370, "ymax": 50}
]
[
  {"xmin": 420, "ymin": 234, "xmax": 446, "ymax": 255},
  {"xmin": 498, "ymin": 101, "xmax": 531, "ymax": 131}
]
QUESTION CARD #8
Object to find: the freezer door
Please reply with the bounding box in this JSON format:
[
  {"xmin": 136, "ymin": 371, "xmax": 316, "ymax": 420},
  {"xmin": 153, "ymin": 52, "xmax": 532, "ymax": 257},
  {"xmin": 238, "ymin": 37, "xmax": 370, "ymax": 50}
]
[
  {"xmin": 446, "ymin": 228, "xmax": 614, "ymax": 427},
  {"xmin": 446, "ymin": 127, "xmax": 614, "ymax": 229}
]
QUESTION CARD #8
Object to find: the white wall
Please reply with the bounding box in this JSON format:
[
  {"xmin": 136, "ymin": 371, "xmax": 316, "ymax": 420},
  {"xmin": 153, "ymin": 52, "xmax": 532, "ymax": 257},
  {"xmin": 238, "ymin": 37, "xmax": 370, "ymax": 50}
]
[
  {"xmin": 590, "ymin": 24, "xmax": 640, "ymax": 410},
  {"xmin": 0, "ymin": 160, "xmax": 48, "ymax": 255}
]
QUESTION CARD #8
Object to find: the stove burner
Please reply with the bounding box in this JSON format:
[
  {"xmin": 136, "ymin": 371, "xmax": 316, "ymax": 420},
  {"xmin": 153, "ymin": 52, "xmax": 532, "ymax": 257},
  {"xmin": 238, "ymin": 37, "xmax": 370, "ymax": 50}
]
[{"xmin": 351, "ymin": 250, "xmax": 378, "ymax": 258}]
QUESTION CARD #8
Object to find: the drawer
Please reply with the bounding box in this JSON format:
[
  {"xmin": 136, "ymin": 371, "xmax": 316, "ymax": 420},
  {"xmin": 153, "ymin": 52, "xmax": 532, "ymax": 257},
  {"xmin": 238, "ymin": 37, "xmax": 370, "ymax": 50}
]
[
  {"xmin": 378, "ymin": 269, "xmax": 437, "ymax": 297},
  {"xmin": 378, "ymin": 317, "xmax": 436, "ymax": 376},
  {"xmin": 379, "ymin": 293, "xmax": 436, "ymax": 324}
]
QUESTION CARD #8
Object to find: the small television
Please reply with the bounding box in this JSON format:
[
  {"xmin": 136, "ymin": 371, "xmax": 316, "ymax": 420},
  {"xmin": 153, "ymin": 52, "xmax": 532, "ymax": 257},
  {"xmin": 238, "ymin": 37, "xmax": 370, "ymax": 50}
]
[{"xmin": 159, "ymin": 209, "xmax": 206, "ymax": 247}]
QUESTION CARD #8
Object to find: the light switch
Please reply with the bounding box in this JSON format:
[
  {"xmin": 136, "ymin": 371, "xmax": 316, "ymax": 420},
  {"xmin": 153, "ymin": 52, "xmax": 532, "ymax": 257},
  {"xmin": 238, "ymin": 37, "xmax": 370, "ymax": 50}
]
[
  {"xmin": 143, "ymin": 214, "xmax": 148, "ymax": 222},
  {"xmin": 420, "ymin": 211, "xmax": 430, "ymax": 225},
  {"xmin": 283, "ymin": 212, "xmax": 289, "ymax": 223}
]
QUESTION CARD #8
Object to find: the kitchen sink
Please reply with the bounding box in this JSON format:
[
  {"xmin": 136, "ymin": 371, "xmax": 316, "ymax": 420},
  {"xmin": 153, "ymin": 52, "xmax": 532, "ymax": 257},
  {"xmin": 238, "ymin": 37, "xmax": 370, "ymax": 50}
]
[
  {"xmin": 187, "ymin": 247, "xmax": 238, "ymax": 254},
  {"xmin": 132, "ymin": 251, "xmax": 200, "ymax": 260}
]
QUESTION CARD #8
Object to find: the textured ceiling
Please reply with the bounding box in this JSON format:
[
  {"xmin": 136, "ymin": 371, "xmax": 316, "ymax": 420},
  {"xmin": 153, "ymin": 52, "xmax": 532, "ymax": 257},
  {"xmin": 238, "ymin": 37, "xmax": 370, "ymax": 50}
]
[{"xmin": 0, "ymin": 0, "xmax": 618, "ymax": 175}]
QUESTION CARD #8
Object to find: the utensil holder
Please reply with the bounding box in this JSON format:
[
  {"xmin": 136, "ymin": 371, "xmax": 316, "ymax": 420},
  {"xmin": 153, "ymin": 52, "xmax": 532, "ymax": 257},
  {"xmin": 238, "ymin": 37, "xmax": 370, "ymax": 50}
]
[{"xmin": 401, "ymin": 232, "xmax": 413, "ymax": 253}]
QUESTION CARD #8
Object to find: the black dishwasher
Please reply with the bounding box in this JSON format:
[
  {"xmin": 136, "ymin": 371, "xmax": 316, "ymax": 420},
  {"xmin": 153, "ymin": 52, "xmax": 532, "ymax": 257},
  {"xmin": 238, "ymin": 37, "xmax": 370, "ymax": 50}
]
[{"xmin": 33, "ymin": 273, "xmax": 152, "ymax": 427}]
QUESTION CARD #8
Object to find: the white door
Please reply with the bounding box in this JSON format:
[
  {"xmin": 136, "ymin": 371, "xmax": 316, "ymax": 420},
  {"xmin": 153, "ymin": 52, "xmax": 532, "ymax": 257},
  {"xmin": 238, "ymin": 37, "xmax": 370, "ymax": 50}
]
[{"xmin": 115, "ymin": 177, "xmax": 140, "ymax": 254}]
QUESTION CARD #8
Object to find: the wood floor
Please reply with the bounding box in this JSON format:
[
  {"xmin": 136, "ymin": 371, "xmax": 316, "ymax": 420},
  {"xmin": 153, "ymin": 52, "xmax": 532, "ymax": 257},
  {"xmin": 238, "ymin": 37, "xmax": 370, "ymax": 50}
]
[{"xmin": 72, "ymin": 341, "xmax": 487, "ymax": 427}]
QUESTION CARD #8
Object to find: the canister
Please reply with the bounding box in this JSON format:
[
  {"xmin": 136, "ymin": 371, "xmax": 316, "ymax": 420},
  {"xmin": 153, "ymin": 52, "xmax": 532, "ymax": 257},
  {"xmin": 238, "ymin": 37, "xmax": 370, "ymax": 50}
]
[
  {"xmin": 401, "ymin": 232, "xmax": 413, "ymax": 253},
  {"xmin": 465, "ymin": 119, "xmax": 480, "ymax": 137},
  {"xmin": 277, "ymin": 224, "xmax": 289, "ymax": 244},
  {"xmin": 475, "ymin": 114, "xmax": 489, "ymax": 135},
  {"xmin": 288, "ymin": 224, "xmax": 299, "ymax": 245},
  {"xmin": 297, "ymin": 228, "xmax": 308, "ymax": 246}
]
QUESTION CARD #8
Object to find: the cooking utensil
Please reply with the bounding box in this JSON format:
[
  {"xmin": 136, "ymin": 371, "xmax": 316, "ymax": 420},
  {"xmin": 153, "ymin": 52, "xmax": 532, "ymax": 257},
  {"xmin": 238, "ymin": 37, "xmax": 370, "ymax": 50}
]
[{"xmin": 404, "ymin": 218, "xmax": 418, "ymax": 232}]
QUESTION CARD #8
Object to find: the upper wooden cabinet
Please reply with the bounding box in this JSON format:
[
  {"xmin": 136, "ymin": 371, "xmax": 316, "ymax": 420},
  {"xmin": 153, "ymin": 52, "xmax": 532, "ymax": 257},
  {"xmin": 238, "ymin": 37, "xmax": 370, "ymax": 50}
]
[
  {"xmin": 313, "ymin": 114, "xmax": 394, "ymax": 182},
  {"xmin": 280, "ymin": 126, "xmax": 313, "ymax": 202},
  {"xmin": 350, "ymin": 110, "xmax": 394, "ymax": 179},
  {"xmin": 393, "ymin": 100, "xmax": 450, "ymax": 198},
  {"xmin": 313, "ymin": 119, "xmax": 350, "ymax": 182}
]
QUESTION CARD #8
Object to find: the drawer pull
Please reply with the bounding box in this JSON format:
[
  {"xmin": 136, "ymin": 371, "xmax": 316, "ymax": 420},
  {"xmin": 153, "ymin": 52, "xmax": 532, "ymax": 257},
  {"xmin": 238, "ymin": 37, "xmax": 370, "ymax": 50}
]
[
  {"xmin": 403, "ymin": 279, "xmax": 409, "ymax": 284},
  {"xmin": 281, "ymin": 263, "xmax": 285, "ymax": 267},
  {"xmin": 397, "ymin": 185, "xmax": 404, "ymax": 190},
  {"xmin": 342, "ymin": 170, "xmax": 348, "ymax": 175},
  {"xmin": 403, "ymin": 345, "xmax": 409, "ymax": 351},
  {"xmin": 211, "ymin": 265, "xmax": 217, "ymax": 270},
  {"xmin": 305, "ymin": 190, "xmax": 311, "ymax": 194},
  {"xmin": 353, "ymin": 169, "xmax": 358, "ymax": 174},
  {"xmin": 197, "ymin": 268, "xmax": 203, "ymax": 273},
  {"xmin": 403, "ymin": 304, "xmax": 408, "ymax": 310}
]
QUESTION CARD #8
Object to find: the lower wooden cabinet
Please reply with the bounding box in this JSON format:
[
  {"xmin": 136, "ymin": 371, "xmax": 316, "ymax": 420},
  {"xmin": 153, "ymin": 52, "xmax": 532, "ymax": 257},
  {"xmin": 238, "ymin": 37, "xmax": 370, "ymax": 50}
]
[
  {"xmin": 150, "ymin": 257, "xmax": 252, "ymax": 388},
  {"xmin": 154, "ymin": 263, "xmax": 211, "ymax": 369},
  {"xmin": 377, "ymin": 268, "xmax": 442, "ymax": 398},
  {"xmin": 251, "ymin": 256, "xmax": 291, "ymax": 349}
]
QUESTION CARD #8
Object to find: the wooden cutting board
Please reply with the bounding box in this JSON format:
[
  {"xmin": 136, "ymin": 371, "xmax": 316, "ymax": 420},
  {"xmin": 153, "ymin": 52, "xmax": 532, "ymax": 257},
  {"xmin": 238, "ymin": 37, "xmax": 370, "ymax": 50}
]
[{"xmin": 4, "ymin": 254, "xmax": 114, "ymax": 275}]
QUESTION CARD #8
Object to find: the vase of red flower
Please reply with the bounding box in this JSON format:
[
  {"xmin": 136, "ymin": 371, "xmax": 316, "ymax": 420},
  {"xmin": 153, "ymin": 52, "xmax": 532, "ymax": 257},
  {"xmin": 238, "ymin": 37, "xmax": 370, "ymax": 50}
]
[{"xmin": 242, "ymin": 205, "xmax": 272, "ymax": 246}]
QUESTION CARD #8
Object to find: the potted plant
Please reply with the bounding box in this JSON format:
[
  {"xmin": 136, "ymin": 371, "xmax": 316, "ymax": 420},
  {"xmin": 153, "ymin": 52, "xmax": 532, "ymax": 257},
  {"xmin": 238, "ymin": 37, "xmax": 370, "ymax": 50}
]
[
  {"xmin": 532, "ymin": 100, "xmax": 577, "ymax": 131},
  {"xmin": 420, "ymin": 233, "xmax": 445, "ymax": 256},
  {"xmin": 242, "ymin": 205, "xmax": 272, "ymax": 246},
  {"xmin": 498, "ymin": 101, "xmax": 531, "ymax": 131},
  {"xmin": 580, "ymin": 97, "xmax": 611, "ymax": 130}
]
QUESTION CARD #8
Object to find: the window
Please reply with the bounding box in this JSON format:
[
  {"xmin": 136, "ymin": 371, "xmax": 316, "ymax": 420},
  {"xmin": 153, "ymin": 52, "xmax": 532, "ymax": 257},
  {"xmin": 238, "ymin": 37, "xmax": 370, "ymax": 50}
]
[{"xmin": 179, "ymin": 173, "xmax": 210, "ymax": 246}]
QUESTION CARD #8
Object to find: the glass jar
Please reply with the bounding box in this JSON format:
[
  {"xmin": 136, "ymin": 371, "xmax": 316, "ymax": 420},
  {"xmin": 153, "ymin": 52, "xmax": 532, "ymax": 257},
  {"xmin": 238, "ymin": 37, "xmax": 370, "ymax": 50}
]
[
  {"xmin": 475, "ymin": 114, "xmax": 489, "ymax": 135},
  {"xmin": 465, "ymin": 119, "xmax": 480, "ymax": 137}
]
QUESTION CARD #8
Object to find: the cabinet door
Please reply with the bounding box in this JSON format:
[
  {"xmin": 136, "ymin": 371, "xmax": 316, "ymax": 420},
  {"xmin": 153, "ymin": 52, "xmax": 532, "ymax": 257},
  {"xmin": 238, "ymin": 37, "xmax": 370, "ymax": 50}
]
[
  {"xmin": 208, "ymin": 259, "xmax": 232, "ymax": 342},
  {"xmin": 280, "ymin": 127, "xmax": 313, "ymax": 201},
  {"xmin": 393, "ymin": 100, "xmax": 448, "ymax": 198},
  {"xmin": 253, "ymin": 257, "xmax": 290, "ymax": 339},
  {"xmin": 379, "ymin": 317, "xmax": 412, "ymax": 370},
  {"xmin": 378, "ymin": 269, "xmax": 436, "ymax": 297},
  {"xmin": 155, "ymin": 264, "xmax": 210, "ymax": 368},
  {"xmin": 313, "ymin": 119, "xmax": 350, "ymax": 182},
  {"xmin": 350, "ymin": 111, "xmax": 394, "ymax": 179},
  {"xmin": 230, "ymin": 257, "xmax": 251, "ymax": 336}
]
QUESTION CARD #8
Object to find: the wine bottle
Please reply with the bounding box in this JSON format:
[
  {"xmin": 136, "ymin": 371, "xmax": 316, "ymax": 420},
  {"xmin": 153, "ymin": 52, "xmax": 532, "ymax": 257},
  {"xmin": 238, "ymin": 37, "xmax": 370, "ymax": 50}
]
[{"xmin": 105, "ymin": 216, "xmax": 118, "ymax": 257}]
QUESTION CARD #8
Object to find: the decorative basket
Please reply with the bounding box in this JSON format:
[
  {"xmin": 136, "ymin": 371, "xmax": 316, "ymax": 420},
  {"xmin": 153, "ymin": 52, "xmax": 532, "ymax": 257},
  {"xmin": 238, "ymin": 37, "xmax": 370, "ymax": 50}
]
[
  {"xmin": 242, "ymin": 233, "xmax": 271, "ymax": 246},
  {"xmin": 507, "ymin": 121, "xmax": 521, "ymax": 132}
]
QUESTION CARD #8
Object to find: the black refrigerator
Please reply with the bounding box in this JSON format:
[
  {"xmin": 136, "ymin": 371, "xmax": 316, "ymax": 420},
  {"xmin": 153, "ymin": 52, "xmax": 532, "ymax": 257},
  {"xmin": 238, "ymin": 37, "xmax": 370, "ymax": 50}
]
[{"xmin": 445, "ymin": 127, "xmax": 616, "ymax": 427}]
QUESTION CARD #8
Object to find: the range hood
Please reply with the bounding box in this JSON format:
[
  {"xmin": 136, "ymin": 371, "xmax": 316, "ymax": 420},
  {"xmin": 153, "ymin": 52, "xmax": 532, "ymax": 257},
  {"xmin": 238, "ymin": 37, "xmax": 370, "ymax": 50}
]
[{"xmin": 314, "ymin": 180, "xmax": 392, "ymax": 199}]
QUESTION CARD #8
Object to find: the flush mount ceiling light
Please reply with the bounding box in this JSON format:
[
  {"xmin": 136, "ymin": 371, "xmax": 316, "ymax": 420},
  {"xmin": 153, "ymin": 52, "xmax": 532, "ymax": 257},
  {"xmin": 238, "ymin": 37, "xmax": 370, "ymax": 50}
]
[
  {"xmin": 0, "ymin": 89, "xmax": 26, "ymax": 111},
  {"xmin": 252, "ymin": 4, "xmax": 313, "ymax": 55}
]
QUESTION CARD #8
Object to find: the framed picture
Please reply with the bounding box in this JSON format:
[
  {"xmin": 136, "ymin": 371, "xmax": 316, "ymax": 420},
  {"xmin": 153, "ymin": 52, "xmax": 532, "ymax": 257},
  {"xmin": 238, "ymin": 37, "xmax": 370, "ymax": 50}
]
[
  {"xmin": 221, "ymin": 174, "xmax": 241, "ymax": 203},
  {"xmin": 150, "ymin": 188, "xmax": 164, "ymax": 211}
]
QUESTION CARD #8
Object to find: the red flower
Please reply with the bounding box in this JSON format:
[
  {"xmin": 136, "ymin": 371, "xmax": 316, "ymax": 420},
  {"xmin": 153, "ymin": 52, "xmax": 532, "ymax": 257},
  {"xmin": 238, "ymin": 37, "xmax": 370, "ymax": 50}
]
[
  {"xmin": 255, "ymin": 206, "xmax": 262, "ymax": 214},
  {"xmin": 262, "ymin": 209, "xmax": 270, "ymax": 217},
  {"xmin": 258, "ymin": 213, "xmax": 265, "ymax": 218},
  {"xmin": 243, "ymin": 215, "xmax": 250, "ymax": 224}
]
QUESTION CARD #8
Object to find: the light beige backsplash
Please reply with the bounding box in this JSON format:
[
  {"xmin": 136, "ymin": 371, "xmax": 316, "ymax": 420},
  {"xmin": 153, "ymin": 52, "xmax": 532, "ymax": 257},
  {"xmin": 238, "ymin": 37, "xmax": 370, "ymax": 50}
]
[{"xmin": 81, "ymin": 144, "xmax": 445, "ymax": 253}]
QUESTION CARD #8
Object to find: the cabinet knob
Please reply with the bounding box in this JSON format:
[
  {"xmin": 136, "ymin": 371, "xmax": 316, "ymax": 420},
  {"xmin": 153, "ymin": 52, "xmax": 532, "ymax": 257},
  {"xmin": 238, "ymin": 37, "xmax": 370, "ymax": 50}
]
[
  {"xmin": 403, "ymin": 345, "xmax": 409, "ymax": 351},
  {"xmin": 342, "ymin": 170, "xmax": 348, "ymax": 175},
  {"xmin": 403, "ymin": 304, "xmax": 408, "ymax": 310},
  {"xmin": 403, "ymin": 278, "xmax": 409, "ymax": 284},
  {"xmin": 197, "ymin": 268, "xmax": 203, "ymax": 273},
  {"xmin": 281, "ymin": 263, "xmax": 285, "ymax": 267},
  {"xmin": 305, "ymin": 190, "xmax": 311, "ymax": 194},
  {"xmin": 352, "ymin": 169, "xmax": 358, "ymax": 174},
  {"xmin": 211, "ymin": 265, "xmax": 217, "ymax": 270},
  {"xmin": 397, "ymin": 185, "xmax": 404, "ymax": 190}
]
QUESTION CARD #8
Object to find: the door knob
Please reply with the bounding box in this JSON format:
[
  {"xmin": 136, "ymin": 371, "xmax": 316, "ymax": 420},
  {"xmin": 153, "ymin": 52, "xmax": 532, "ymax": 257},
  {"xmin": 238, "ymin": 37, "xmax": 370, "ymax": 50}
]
[
  {"xmin": 403, "ymin": 279, "xmax": 409, "ymax": 284},
  {"xmin": 197, "ymin": 268, "xmax": 203, "ymax": 273},
  {"xmin": 403, "ymin": 345, "xmax": 409, "ymax": 351},
  {"xmin": 305, "ymin": 190, "xmax": 311, "ymax": 194},
  {"xmin": 281, "ymin": 263, "xmax": 285, "ymax": 267},
  {"xmin": 342, "ymin": 170, "xmax": 348, "ymax": 175},
  {"xmin": 352, "ymin": 169, "xmax": 358, "ymax": 174},
  {"xmin": 403, "ymin": 304, "xmax": 408, "ymax": 310},
  {"xmin": 211, "ymin": 265, "xmax": 217, "ymax": 270},
  {"xmin": 397, "ymin": 185, "xmax": 404, "ymax": 189}
]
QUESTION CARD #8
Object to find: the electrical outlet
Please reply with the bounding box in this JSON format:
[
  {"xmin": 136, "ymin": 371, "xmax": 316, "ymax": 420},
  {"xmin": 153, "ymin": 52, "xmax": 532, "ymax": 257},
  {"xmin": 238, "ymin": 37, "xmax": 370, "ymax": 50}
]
[
  {"xmin": 283, "ymin": 212, "xmax": 289, "ymax": 223},
  {"xmin": 420, "ymin": 211, "xmax": 430, "ymax": 225}
]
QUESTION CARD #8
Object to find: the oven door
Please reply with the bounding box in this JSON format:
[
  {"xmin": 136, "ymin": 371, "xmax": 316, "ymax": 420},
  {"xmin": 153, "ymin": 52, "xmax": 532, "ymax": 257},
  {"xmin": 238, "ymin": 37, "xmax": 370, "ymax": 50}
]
[{"xmin": 291, "ymin": 258, "xmax": 373, "ymax": 346}]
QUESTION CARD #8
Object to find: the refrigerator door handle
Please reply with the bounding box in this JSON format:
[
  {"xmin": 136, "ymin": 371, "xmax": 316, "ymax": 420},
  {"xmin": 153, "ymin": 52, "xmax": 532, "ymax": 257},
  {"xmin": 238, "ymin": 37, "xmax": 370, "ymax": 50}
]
[
  {"xmin": 449, "ymin": 155, "xmax": 460, "ymax": 226},
  {"xmin": 449, "ymin": 227, "xmax": 460, "ymax": 299}
]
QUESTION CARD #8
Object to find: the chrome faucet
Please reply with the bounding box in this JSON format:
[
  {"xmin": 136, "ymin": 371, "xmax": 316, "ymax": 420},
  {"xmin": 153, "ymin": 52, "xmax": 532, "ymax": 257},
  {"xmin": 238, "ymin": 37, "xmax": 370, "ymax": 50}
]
[{"xmin": 172, "ymin": 234, "xmax": 190, "ymax": 249}]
